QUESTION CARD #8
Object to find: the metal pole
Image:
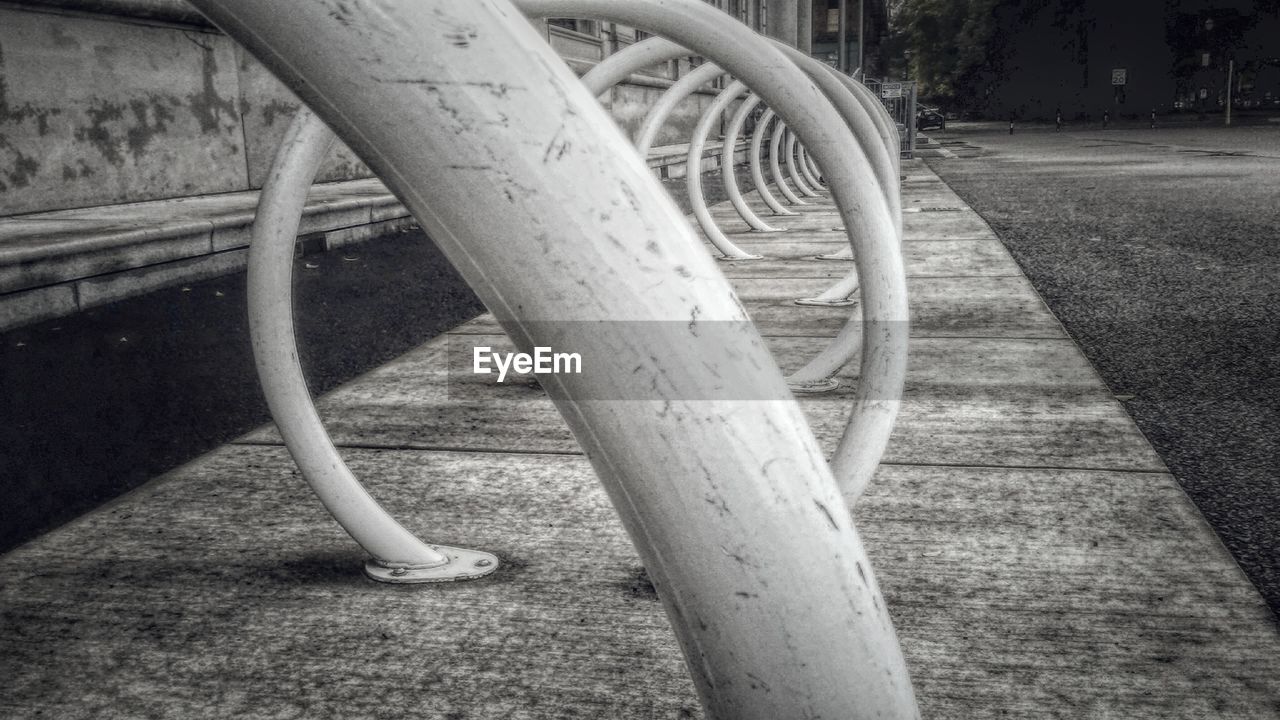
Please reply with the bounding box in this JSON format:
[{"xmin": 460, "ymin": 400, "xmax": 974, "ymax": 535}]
[
  {"xmin": 1226, "ymin": 59, "xmax": 1234, "ymax": 126},
  {"xmin": 858, "ymin": 0, "xmax": 865, "ymax": 78},
  {"xmin": 797, "ymin": 0, "xmax": 812, "ymax": 54},
  {"xmin": 837, "ymin": 0, "xmax": 848, "ymax": 73}
]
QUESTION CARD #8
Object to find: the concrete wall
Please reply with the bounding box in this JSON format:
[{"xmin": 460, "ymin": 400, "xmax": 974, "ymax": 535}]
[
  {"xmin": 0, "ymin": 4, "xmax": 371, "ymax": 216},
  {"xmin": 0, "ymin": 3, "xmax": 769, "ymax": 218}
]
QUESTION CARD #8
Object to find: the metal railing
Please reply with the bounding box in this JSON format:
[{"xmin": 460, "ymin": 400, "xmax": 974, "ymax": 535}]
[{"xmin": 189, "ymin": 0, "xmax": 917, "ymax": 716}]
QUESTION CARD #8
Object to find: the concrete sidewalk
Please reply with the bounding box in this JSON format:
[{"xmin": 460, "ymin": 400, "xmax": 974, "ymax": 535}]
[{"xmin": 2, "ymin": 160, "xmax": 1277, "ymax": 718}]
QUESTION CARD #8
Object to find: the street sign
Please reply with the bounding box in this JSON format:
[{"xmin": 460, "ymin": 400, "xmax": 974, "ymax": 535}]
[
  {"xmin": 881, "ymin": 82, "xmax": 903, "ymax": 99},
  {"xmin": 1111, "ymin": 68, "xmax": 1127, "ymax": 86}
]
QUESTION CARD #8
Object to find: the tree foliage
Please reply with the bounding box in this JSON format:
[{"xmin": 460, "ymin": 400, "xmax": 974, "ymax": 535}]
[
  {"xmin": 891, "ymin": 0, "xmax": 1090, "ymax": 110},
  {"xmin": 892, "ymin": 0, "xmax": 1008, "ymax": 107}
]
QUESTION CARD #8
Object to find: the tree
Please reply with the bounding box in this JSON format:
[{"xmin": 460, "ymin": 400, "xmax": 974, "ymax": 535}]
[{"xmin": 891, "ymin": 0, "xmax": 1084, "ymax": 112}]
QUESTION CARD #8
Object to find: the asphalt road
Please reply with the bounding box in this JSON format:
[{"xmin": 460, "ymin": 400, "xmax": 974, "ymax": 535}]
[{"xmin": 925, "ymin": 123, "xmax": 1280, "ymax": 617}]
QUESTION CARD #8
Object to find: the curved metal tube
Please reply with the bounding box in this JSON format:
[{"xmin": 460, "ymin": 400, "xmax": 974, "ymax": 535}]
[
  {"xmin": 800, "ymin": 146, "xmax": 823, "ymax": 187},
  {"xmin": 805, "ymin": 146, "xmax": 823, "ymax": 180},
  {"xmin": 686, "ymin": 81, "xmax": 762, "ymax": 259},
  {"xmin": 721, "ymin": 94, "xmax": 782, "ymax": 232},
  {"xmin": 792, "ymin": 137, "xmax": 823, "ymax": 194},
  {"xmin": 579, "ymin": 37, "xmax": 691, "ymax": 96},
  {"xmin": 247, "ymin": 108, "xmax": 498, "ymax": 584},
  {"xmin": 768, "ymin": 120, "xmax": 805, "ymax": 205},
  {"xmin": 749, "ymin": 109, "xmax": 796, "ymax": 216},
  {"xmin": 195, "ymin": 0, "xmax": 916, "ymax": 716},
  {"xmin": 761, "ymin": 41, "xmax": 899, "ymax": 228},
  {"xmin": 595, "ymin": 37, "xmax": 898, "ymax": 225},
  {"xmin": 519, "ymin": 0, "xmax": 910, "ymax": 527},
  {"xmin": 808, "ymin": 73, "xmax": 904, "ymax": 262},
  {"xmin": 784, "ymin": 130, "xmax": 819, "ymax": 197},
  {"xmin": 635, "ymin": 61, "xmax": 725, "ymax": 156},
  {"xmin": 832, "ymin": 69, "xmax": 901, "ymax": 175}
]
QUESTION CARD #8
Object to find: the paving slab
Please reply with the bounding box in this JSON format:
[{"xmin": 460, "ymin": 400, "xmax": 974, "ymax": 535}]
[{"xmin": 714, "ymin": 240, "xmax": 1025, "ymax": 277}]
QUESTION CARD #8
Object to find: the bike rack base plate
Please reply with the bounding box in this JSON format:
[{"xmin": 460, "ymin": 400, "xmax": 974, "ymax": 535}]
[
  {"xmin": 364, "ymin": 546, "xmax": 500, "ymax": 584},
  {"xmin": 787, "ymin": 377, "xmax": 840, "ymax": 393},
  {"xmin": 794, "ymin": 297, "xmax": 856, "ymax": 307}
]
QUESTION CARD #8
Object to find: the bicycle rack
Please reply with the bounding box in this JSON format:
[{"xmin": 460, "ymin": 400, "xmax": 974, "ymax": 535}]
[
  {"xmin": 193, "ymin": 0, "xmax": 918, "ymax": 716},
  {"xmin": 634, "ymin": 61, "xmax": 726, "ymax": 157},
  {"xmin": 721, "ymin": 93, "xmax": 785, "ymax": 232},
  {"xmin": 684, "ymin": 79, "xmax": 764, "ymax": 260}
]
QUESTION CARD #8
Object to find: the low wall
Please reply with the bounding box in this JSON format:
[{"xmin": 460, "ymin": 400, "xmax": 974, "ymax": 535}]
[{"xmin": 0, "ymin": 2, "xmax": 738, "ymax": 217}]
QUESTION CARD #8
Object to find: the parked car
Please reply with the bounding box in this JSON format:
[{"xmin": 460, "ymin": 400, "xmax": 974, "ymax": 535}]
[{"xmin": 916, "ymin": 106, "xmax": 946, "ymax": 130}]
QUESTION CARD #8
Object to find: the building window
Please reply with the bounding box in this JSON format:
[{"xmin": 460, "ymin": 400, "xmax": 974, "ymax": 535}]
[{"xmin": 548, "ymin": 19, "xmax": 599, "ymax": 36}]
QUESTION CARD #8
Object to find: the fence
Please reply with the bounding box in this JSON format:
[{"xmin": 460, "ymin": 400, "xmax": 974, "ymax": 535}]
[{"xmin": 865, "ymin": 78, "xmax": 919, "ymax": 158}]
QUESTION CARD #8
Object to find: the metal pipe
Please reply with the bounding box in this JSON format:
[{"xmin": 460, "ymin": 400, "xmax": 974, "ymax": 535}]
[
  {"xmin": 829, "ymin": 68, "xmax": 901, "ymax": 175},
  {"xmin": 584, "ymin": 37, "xmax": 896, "ymax": 229},
  {"xmin": 837, "ymin": 0, "xmax": 848, "ymax": 74},
  {"xmin": 801, "ymin": 145, "xmax": 823, "ymax": 185},
  {"xmin": 195, "ymin": 0, "xmax": 914, "ymax": 715},
  {"xmin": 520, "ymin": 0, "xmax": 911, "ymax": 540},
  {"xmin": 857, "ymin": 0, "xmax": 865, "ymax": 79},
  {"xmin": 768, "ymin": 41, "xmax": 898, "ymax": 227},
  {"xmin": 580, "ymin": 36, "xmax": 691, "ymax": 96},
  {"xmin": 796, "ymin": 143, "xmax": 824, "ymax": 190},
  {"xmin": 686, "ymin": 81, "xmax": 763, "ymax": 259},
  {"xmin": 247, "ymin": 108, "xmax": 499, "ymax": 584},
  {"xmin": 258, "ymin": 28, "xmax": 894, "ymax": 489},
  {"xmin": 635, "ymin": 61, "xmax": 726, "ymax": 156},
  {"xmin": 768, "ymin": 120, "xmax": 806, "ymax": 205},
  {"xmin": 784, "ymin": 129, "xmax": 820, "ymax": 197},
  {"xmin": 721, "ymin": 94, "xmax": 784, "ymax": 232},
  {"xmin": 749, "ymin": 109, "xmax": 797, "ymax": 216}
]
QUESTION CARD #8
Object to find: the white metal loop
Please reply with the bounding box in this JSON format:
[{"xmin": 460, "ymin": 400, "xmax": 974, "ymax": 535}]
[
  {"xmin": 686, "ymin": 80, "xmax": 763, "ymax": 259},
  {"xmin": 208, "ymin": 0, "xmax": 916, "ymax": 715},
  {"xmin": 634, "ymin": 61, "xmax": 725, "ymax": 156},
  {"xmin": 579, "ymin": 37, "xmax": 692, "ymax": 96},
  {"xmin": 785, "ymin": 129, "xmax": 820, "ymax": 197},
  {"xmin": 798, "ymin": 144, "xmax": 824, "ymax": 189},
  {"xmin": 749, "ymin": 109, "xmax": 796, "ymax": 216},
  {"xmin": 247, "ymin": 108, "xmax": 499, "ymax": 584},
  {"xmin": 768, "ymin": 120, "xmax": 806, "ymax": 205},
  {"xmin": 721, "ymin": 94, "xmax": 783, "ymax": 232}
]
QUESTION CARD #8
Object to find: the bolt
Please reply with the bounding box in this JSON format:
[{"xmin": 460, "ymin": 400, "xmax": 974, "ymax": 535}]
[
  {"xmin": 475, "ymin": 559, "xmax": 493, "ymax": 568},
  {"xmin": 390, "ymin": 567, "xmax": 408, "ymax": 577}
]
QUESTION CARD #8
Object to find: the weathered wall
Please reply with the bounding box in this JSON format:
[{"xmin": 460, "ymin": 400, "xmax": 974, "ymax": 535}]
[
  {"xmin": 0, "ymin": 8, "xmax": 246, "ymax": 214},
  {"xmin": 0, "ymin": 4, "xmax": 767, "ymax": 218},
  {"xmin": 0, "ymin": 4, "xmax": 374, "ymax": 216}
]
